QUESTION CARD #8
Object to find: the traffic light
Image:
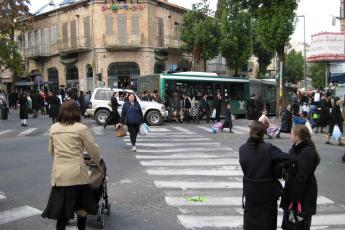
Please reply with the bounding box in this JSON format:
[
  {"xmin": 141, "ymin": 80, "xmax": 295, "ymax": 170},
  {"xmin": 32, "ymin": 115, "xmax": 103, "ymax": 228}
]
[{"xmin": 96, "ymin": 73, "xmax": 102, "ymax": 81}]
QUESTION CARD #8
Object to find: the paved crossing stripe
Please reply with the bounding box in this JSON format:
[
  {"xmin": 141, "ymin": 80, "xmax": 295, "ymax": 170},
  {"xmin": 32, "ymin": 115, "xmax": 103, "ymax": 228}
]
[
  {"xmin": 41, "ymin": 129, "xmax": 50, "ymax": 136},
  {"xmin": 154, "ymin": 181, "xmax": 243, "ymax": 189},
  {"xmin": 0, "ymin": 205, "xmax": 42, "ymax": 225},
  {"xmin": 173, "ymin": 127, "xmax": 196, "ymax": 134},
  {"xmin": 17, "ymin": 128, "xmax": 37, "ymax": 137},
  {"xmin": 232, "ymin": 126, "xmax": 250, "ymax": 132},
  {"xmin": 123, "ymin": 138, "xmax": 210, "ymax": 142},
  {"xmin": 177, "ymin": 214, "xmax": 345, "ymax": 229},
  {"xmin": 0, "ymin": 130, "xmax": 13, "ymax": 136},
  {"xmin": 149, "ymin": 128, "xmax": 171, "ymax": 132},
  {"xmin": 137, "ymin": 147, "xmax": 233, "ymax": 153},
  {"xmin": 0, "ymin": 194, "xmax": 6, "ymax": 200},
  {"xmin": 136, "ymin": 153, "xmax": 234, "ymax": 159},
  {"xmin": 140, "ymin": 158, "xmax": 239, "ymax": 166},
  {"xmin": 125, "ymin": 142, "xmax": 220, "ymax": 147},
  {"xmin": 92, "ymin": 126, "xmax": 104, "ymax": 135},
  {"xmin": 165, "ymin": 196, "xmax": 334, "ymax": 207},
  {"xmin": 147, "ymin": 168, "xmax": 243, "ymax": 176},
  {"xmin": 196, "ymin": 126, "xmax": 213, "ymax": 132}
]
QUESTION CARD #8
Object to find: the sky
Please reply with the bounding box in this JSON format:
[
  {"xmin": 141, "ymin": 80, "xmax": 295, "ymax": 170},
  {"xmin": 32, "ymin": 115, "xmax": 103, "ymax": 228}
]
[{"xmin": 29, "ymin": 0, "xmax": 341, "ymax": 44}]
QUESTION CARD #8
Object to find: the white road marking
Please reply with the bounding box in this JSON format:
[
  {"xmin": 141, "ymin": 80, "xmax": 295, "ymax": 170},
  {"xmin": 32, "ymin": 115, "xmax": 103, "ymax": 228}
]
[
  {"xmin": 173, "ymin": 127, "xmax": 196, "ymax": 134},
  {"xmin": 123, "ymin": 138, "xmax": 210, "ymax": 142},
  {"xmin": 125, "ymin": 142, "xmax": 220, "ymax": 147},
  {"xmin": 0, "ymin": 205, "xmax": 42, "ymax": 225},
  {"xmin": 165, "ymin": 196, "xmax": 334, "ymax": 207},
  {"xmin": 17, "ymin": 128, "xmax": 37, "ymax": 137},
  {"xmin": 137, "ymin": 147, "xmax": 233, "ymax": 153},
  {"xmin": 41, "ymin": 129, "xmax": 50, "ymax": 136},
  {"xmin": 147, "ymin": 169, "xmax": 243, "ymax": 176},
  {"xmin": 222, "ymin": 128, "xmax": 245, "ymax": 134},
  {"xmin": 126, "ymin": 134, "xmax": 203, "ymax": 138},
  {"xmin": 178, "ymin": 214, "xmax": 345, "ymax": 229},
  {"xmin": 154, "ymin": 181, "xmax": 243, "ymax": 189},
  {"xmin": 196, "ymin": 126, "xmax": 213, "ymax": 132},
  {"xmin": 0, "ymin": 194, "xmax": 6, "ymax": 200},
  {"xmin": 233, "ymin": 126, "xmax": 250, "ymax": 132},
  {"xmin": 317, "ymin": 196, "xmax": 335, "ymax": 204},
  {"xmin": 149, "ymin": 128, "xmax": 171, "ymax": 132},
  {"xmin": 92, "ymin": 126, "xmax": 103, "ymax": 135},
  {"xmin": 136, "ymin": 153, "xmax": 233, "ymax": 159},
  {"xmin": 0, "ymin": 130, "xmax": 13, "ymax": 136},
  {"xmin": 140, "ymin": 158, "xmax": 239, "ymax": 166}
]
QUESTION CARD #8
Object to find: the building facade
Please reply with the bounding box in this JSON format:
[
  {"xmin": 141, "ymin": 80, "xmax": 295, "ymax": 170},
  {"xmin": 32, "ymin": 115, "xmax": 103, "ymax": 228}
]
[{"xmin": 21, "ymin": 0, "xmax": 192, "ymax": 91}]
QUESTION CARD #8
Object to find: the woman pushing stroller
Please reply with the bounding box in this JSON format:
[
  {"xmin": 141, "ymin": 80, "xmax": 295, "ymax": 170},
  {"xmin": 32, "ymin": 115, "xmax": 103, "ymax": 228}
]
[{"xmin": 42, "ymin": 99, "xmax": 101, "ymax": 230}]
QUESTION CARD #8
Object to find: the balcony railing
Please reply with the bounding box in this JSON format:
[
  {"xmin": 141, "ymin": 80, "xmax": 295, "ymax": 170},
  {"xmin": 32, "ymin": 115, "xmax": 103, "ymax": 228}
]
[
  {"xmin": 104, "ymin": 33, "xmax": 143, "ymax": 50},
  {"xmin": 58, "ymin": 37, "xmax": 91, "ymax": 53},
  {"xmin": 24, "ymin": 44, "xmax": 58, "ymax": 58},
  {"xmin": 157, "ymin": 35, "xmax": 183, "ymax": 49}
]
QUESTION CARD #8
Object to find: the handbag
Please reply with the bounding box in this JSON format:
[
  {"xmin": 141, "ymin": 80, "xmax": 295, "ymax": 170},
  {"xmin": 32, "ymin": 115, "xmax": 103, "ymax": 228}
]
[
  {"xmin": 211, "ymin": 109, "xmax": 216, "ymax": 119},
  {"xmin": 332, "ymin": 124, "xmax": 342, "ymax": 140},
  {"xmin": 139, "ymin": 123, "xmax": 150, "ymax": 136},
  {"xmin": 286, "ymin": 202, "xmax": 307, "ymax": 229},
  {"xmin": 115, "ymin": 126, "xmax": 127, "ymax": 137},
  {"xmin": 231, "ymin": 114, "xmax": 235, "ymax": 121}
]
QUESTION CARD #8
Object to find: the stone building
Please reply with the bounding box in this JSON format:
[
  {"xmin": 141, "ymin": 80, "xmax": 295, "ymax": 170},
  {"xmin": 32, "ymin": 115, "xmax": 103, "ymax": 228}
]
[{"xmin": 21, "ymin": 0, "xmax": 192, "ymax": 91}]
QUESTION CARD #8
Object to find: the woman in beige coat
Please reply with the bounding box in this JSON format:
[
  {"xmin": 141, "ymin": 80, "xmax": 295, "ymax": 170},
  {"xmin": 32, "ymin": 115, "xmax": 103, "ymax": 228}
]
[{"xmin": 42, "ymin": 99, "xmax": 101, "ymax": 230}]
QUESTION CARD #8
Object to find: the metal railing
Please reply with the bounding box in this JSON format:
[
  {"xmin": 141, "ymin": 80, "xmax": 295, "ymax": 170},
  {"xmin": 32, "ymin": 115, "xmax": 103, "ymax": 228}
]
[
  {"xmin": 104, "ymin": 33, "xmax": 143, "ymax": 48},
  {"xmin": 157, "ymin": 35, "xmax": 183, "ymax": 49},
  {"xmin": 57, "ymin": 37, "xmax": 91, "ymax": 52},
  {"xmin": 24, "ymin": 44, "xmax": 58, "ymax": 58}
]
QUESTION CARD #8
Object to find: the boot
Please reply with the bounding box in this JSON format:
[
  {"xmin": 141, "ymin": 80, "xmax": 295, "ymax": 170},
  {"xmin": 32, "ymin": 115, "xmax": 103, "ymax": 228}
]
[
  {"xmin": 56, "ymin": 217, "xmax": 66, "ymax": 230},
  {"xmin": 77, "ymin": 216, "xmax": 87, "ymax": 230}
]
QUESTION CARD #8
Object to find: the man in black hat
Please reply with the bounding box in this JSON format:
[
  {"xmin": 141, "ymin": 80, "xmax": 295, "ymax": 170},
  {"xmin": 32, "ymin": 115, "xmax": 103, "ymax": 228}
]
[{"xmin": 246, "ymin": 94, "xmax": 257, "ymax": 126}]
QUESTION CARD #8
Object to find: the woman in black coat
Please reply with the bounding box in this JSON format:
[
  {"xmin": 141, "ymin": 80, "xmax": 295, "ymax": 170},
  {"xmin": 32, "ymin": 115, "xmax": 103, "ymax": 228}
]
[
  {"xmin": 326, "ymin": 97, "xmax": 344, "ymax": 146},
  {"xmin": 282, "ymin": 125, "xmax": 320, "ymax": 230},
  {"xmin": 277, "ymin": 104, "xmax": 293, "ymax": 138},
  {"xmin": 239, "ymin": 121, "xmax": 290, "ymax": 230},
  {"xmin": 19, "ymin": 92, "xmax": 29, "ymax": 127},
  {"xmin": 104, "ymin": 92, "xmax": 121, "ymax": 129},
  {"xmin": 212, "ymin": 93, "xmax": 222, "ymax": 123},
  {"xmin": 315, "ymin": 93, "xmax": 332, "ymax": 133},
  {"xmin": 246, "ymin": 95, "xmax": 257, "ymax": 123},
  {"xmin": 47, "ymin": 91, "xmax": 61, "ymax": 124},
  {"xmin": 221, "ymin": 104, "xmax": 233, "ymax": 133}
]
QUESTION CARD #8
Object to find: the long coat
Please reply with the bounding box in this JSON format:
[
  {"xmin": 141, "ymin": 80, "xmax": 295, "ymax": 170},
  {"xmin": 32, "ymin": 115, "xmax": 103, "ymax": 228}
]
[
  {"xmin": 47, "ymin": 95, "xmax": 60, "ymax": 119},
  {"xmin": 48, "ymin": 122, "xmax": 101, "ymax": 186},
  {"xmin": 280, "ymin": 109, "xmax": 293, "ymax": 133},
  {"xmin": 282, "ymin": 140, "xmax": 319, "ymax": 217},
  {"xmin": 19, "ymin": 96, "xmax": 29, "ymax": 119},
  {"xmin": 319, "ymin": 98, "xmax": 331, "ymax": 127},
  {"xmin": 329, "ymin": 104, "xmax": 344, "ymax": 134},
  {"xmin": 246, "ymin": 98, "xmax": 257, "ymax": 120},
  {"xmin": 239, "ymin": 141, "xmax": 290, "ymax": 230}
]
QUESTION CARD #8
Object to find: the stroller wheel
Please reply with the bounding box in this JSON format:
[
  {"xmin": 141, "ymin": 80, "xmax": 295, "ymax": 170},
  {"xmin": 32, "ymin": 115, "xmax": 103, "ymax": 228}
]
[{"xmin": 106, "ymin": 203, "xmax": 111, "ymax": 216}]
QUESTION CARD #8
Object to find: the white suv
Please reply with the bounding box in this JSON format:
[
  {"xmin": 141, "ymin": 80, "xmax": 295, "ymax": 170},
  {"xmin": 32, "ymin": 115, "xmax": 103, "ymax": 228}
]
[{"xmin": 85, "ymin": 88, "xmax": 167, "ymax": 126}]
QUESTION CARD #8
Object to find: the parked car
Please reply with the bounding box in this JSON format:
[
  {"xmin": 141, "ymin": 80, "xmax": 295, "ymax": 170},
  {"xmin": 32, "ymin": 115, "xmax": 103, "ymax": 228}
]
[{"xmin": 85, "ymin": 88, "xmax": 167, "ymax": 126}]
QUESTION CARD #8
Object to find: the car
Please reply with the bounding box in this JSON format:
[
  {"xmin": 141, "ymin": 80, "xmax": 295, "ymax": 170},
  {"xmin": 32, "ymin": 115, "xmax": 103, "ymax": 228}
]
[{"xmin": 85, "ymin": 88, "xmax": 167, "ymax": 126}]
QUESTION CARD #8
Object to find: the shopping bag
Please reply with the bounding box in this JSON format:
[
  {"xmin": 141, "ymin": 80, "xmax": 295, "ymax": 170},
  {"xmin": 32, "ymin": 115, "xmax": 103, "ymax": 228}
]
[
  {"xmin": 267, "ymin": 125, "xmax": 279, "ymax": 137},
  {"xmin": 115, "ymin": 126, "xmax": 127, "ymax": 137},
  {"xmin": 211, "ymin": 109, "xmax": 216, "ymax": 119},
  {"xmin": 231, "ymin": 114, "xmax": 235, "ymax": 121},
  {"xmin": 139, "ymin": 123, "xmax": 150, "ymax": 136},
  {"xmin": 305, "ymin": 120, "xmax": 314, "ymax": 135},
  {"xmin": 211, "ymin": 122, "xmax": 223, "ymax": 133},
  {"xmin": 332, "ymin": 125, "xmax": 342, "ymax": 140}
]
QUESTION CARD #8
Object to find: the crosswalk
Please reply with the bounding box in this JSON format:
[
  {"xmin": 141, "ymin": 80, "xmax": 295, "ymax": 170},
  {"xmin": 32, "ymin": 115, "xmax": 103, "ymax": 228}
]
[
  {"xmin": 0, "ymin": 191, "xmax": 42, "ymax": 226},
  {"xmin": 195, "ymin": 125, "xmax": 250, "ymax": 135},
  {"xmin": 123, "ymin": 126, "xmax": 345, "ymax": 229}
]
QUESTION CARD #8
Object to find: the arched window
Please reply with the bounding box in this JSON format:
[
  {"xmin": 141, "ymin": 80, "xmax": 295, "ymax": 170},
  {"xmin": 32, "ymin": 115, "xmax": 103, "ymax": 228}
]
[
  {"xmin": 154, "ymin": 62, "xmax": 165, "ymax": 74},
  {"xmin": 48, "ymin": 68, "xmax": 59, "ymax": 90},
  {"xmin": 108, "ymin": 62, "xmax": 139, "ymax": 88}
]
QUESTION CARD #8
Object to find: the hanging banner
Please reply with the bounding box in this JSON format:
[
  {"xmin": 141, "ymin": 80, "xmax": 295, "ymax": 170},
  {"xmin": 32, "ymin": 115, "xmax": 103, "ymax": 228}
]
[
  {"xmin": 307, "ymin": 32, "xmax": 345, "ymax": 62},
  {"xmin": 101, "ymin": 4, "xmax": 145, "ymax": 13}
]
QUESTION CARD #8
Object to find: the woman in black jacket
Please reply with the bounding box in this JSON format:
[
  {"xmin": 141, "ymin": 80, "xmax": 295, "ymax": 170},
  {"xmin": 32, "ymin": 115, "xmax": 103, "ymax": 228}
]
[
  {"xmin": 239, "ymin": 121, "xmax": 289, "ymax": 230},
  {"xmin": 117, "ymin": 93, "xmax": 144, "ymax": 152},
  {"xmin": 19, "ymin": 92, "xmax": 29, "ymax": 127},
  {"xmin": 326, "ymin": 97, "xmax": 344, "ymax": 146},
  {"xmin": 282, "ymin": 125, "xmax": 320, "ymax": 230},
  {"xmin": 47, "ymin": 90, "xmax": 61, "ymax": 124},
  {"xmin": 277, "ymin": 104, "xmax": 293, "ymax": 138},
  {"xmin": 104, "ymin": 92, "xmax": 121, "ymax": 129}
]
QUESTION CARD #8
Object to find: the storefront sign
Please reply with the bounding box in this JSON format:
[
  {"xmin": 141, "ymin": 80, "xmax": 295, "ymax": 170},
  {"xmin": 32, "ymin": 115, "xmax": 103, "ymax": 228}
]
[
  {"xmin": 101, "ymin": 4, "xmax": 145, "ymax": 13},
  {"xmin": 307, "ymin": 32, "xmax": 345, "ymax": 62}
]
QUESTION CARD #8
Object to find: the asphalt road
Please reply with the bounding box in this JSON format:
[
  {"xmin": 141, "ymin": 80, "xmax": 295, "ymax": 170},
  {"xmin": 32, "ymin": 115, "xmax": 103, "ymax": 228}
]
[{"xmin": 0, "ymin": 110, "xmax": 345, "ymax": 229}]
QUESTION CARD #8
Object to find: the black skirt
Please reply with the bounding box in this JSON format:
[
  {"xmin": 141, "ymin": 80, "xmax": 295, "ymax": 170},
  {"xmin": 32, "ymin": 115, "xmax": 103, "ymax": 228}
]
[
  {"xmin": 42, "ymin": 184, "xmax": 97, "ymax": 220},
  {"xmin": 244, "ymin": 200, "xmax": 278, "ymax": 230}
]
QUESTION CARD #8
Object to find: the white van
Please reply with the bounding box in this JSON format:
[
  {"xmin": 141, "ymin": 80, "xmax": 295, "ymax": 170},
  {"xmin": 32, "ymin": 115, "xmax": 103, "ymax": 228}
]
[{"xmin": 85, "ymin": 88, "xmax": 167, "ymax": 126}]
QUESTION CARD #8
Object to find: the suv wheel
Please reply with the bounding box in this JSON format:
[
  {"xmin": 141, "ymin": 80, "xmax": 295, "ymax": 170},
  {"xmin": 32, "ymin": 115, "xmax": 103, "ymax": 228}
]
[
  {"xmin": 95, "ymin": 109, "xmax": 110, "ymax": 125},
  {"xmin": 146, "ymin": 110, "xmax": 163, "ymax": 126}
]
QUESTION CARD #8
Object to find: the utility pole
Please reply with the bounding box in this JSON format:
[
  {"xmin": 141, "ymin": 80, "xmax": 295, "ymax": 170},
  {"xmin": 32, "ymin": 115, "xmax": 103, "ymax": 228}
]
[{"xmin": 297, "ymin": 15, "xmax": 307, "ymax": 89}]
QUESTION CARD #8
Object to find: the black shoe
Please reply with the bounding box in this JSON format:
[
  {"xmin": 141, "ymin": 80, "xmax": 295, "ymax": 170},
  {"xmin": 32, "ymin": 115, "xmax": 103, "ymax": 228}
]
[
  {"xmin": 23, "ymin": 124, "xmax": 28, "ymax": 127},
  {"xmin": 77, "ymin": 216, "xmax": 87, "ymax": 230},
  {"xmin": 103, "ymin": 123, "xmax": 106, "ymax": 129},
  {"xmin": 325, "ymin": 141, "xmax": 331, "ymax": 145},
  {"xmin": 276, "ymin": 135, "xmax": 280, "ymax": 139}
]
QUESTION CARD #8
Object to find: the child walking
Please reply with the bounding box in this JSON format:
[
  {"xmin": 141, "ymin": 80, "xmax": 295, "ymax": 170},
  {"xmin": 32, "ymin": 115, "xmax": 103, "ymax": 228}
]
[{"xmin": 222, "ymin": 104, "xmax": 233, "ymax": 133}]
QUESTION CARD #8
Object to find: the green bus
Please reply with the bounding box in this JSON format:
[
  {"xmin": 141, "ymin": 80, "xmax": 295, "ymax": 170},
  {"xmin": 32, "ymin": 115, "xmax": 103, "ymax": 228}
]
[{"xmin": 138, "ymin": 72, "xmax": 250, "ymax": 115}]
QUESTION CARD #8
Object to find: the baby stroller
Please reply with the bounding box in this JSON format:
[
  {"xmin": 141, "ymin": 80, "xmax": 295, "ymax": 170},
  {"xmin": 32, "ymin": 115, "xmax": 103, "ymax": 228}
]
[{"xmin": 84, "ymin": 154, "xmax": 111, "ymax": 229}]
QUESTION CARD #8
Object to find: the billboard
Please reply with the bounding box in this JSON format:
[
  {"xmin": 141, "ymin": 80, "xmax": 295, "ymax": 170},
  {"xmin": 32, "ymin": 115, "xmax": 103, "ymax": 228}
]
[{"xmin": 307, "ymin": 32, "xmax": 345, "ymax": 62}]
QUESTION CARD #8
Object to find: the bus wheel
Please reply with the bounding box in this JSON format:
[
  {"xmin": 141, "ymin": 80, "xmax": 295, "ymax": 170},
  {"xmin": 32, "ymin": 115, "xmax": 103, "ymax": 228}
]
[{"xmin": 146, "ymin": 110, "xmax": 163, "ymax": 126}]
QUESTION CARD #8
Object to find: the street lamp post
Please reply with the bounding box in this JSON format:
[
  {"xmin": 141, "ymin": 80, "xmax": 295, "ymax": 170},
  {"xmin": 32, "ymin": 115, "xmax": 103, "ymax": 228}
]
[{"xmin": 297, "ymin": 15, "xmax": 307, "ymax": 89}]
